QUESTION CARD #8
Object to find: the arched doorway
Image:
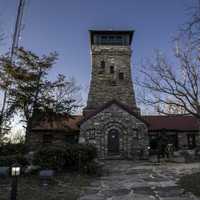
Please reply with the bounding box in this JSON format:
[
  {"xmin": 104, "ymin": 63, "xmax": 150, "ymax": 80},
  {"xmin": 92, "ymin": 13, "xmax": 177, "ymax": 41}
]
[{"xmin": 107, "ymin": 129, "xmax": 120, "ymax": 155}]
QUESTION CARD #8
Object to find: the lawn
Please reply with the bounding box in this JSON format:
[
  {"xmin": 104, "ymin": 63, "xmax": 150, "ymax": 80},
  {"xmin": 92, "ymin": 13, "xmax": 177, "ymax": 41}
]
[
  {"xmin": 178, "ymin": 172, "xmax": 200, "ymax": 197},
  {"xmin": 0, "ymin": 173, "xmax": 91, "ymax": 200}
]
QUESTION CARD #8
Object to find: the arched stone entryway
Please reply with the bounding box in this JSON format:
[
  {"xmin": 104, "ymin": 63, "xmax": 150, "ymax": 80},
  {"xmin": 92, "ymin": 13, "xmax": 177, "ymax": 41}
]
[
  {"xmin": 103, "ymin": 121, "xmax": 128, "ymax": 157},
  {"xmin": 107, "ymin": 129, "xmax": 120, "ymax": 155}
]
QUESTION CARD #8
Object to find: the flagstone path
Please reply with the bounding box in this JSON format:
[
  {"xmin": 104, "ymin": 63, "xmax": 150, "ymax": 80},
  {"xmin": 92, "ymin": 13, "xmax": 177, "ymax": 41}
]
[{"xmin": 79, "ymin": 160, "xmax": 200, "ymax": 200}]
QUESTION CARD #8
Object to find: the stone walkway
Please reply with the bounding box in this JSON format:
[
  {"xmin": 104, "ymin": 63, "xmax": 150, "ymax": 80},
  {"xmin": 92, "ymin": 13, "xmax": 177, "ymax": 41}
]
[{"xmin": 79, "ymin": 160, "xmax": 200, "ymax": 200}]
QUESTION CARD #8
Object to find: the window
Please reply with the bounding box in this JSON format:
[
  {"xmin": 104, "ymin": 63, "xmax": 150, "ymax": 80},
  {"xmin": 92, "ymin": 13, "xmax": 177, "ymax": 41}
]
[
  {"xmin": 66, "ymin": 135, "xmax": 77, "ymax": 144},
  {"xmin": 188, "ymin": 134, "xmax": 196, "ymax": 149},
  {"xmin": 101, "ymin": 60, "xmax": 105, "ymax": 68},
  {"xmin": 43, "ymin": 134, "xmax": 53, "ymax": 144},
  {"xmin": 116, "ymin": 36, "xmax": 122, "ymax": 40},
  {"xmin": 87, "ymin": 129, "xmax": 95, "ymax": 140},
  {"xmin": 119, "ymin": 72, "xmax": 124, "ymax": 80},
  {"xmin": 99, "ymin": 61, "xmax": 105, "ymax": 74},
  {"xmin": 110, "ymin": 66, "xmax": 114, "ymax": 74},
  {"xmin": 110, "ymin": 80, "xmax": 117, "ymax": 86}
]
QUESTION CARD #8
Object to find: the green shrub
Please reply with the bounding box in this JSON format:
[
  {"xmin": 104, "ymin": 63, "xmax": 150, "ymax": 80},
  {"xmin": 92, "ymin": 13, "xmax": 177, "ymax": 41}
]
[
  {"xmin": 64, "ymin": 144, "xmax": 97, "ymax": 170},
  {"xmin": 0, "ymin": 154, "xmax": 28, "ymax": 167},
  {"xmin": 84, "ymin": 160, "xmax": 103, "ymax": 176},
  {"xmin": 33, "ymin": 144, "xmax": 97, "ymax": 172},
  {"xmin": 33, "ymin": 145, "xmax": 66, "ymax": 171},
  {"xmin": 0, "ymin": 143, "xmax": 26, "ymax": 156}
]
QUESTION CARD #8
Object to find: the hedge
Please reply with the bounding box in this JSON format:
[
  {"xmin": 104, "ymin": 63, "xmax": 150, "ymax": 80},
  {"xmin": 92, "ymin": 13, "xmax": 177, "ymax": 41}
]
[
  {"xmin": 33, "ymin": 144, "xmax": 97, "ymax": 171},
  {"xmin": 0, "ymin": 143, "xmax": 26, "ymax": 156}
]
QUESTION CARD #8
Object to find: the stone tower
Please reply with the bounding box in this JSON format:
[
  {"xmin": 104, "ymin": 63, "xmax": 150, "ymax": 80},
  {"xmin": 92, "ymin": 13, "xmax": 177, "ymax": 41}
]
[
  {"xmin": 80, "ymin": 30, "xmax": 149, "ymax": 159},
  {"xmin": 83, "ymin": 30, "xmax": 139, "ymax": 115}
]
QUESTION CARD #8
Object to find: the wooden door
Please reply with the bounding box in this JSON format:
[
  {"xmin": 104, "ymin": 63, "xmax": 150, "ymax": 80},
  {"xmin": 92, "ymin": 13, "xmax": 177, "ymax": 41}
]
[{"xmin": 108, "ymin": 129, "xmax": 119, "ymax": 155}]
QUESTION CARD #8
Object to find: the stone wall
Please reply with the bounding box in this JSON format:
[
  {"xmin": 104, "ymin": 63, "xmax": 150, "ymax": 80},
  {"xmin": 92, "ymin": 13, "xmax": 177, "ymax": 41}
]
[
  {"xmin": 80, "ymin": 103, "xmax": 149, "ymax": 159},
  {"xmin": 84, "ymin": 45, "xmax": 139, "ymax": 115}
]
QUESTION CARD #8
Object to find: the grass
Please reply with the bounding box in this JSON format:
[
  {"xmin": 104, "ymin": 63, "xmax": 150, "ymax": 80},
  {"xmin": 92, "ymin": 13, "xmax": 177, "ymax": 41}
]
[
  {"xmin": 178, "ymin": 172, "xmax": 200, "ymax": 197},
  {"xmin": 0, "ymin": 173, "xmax": 91, "ymax": 200}
]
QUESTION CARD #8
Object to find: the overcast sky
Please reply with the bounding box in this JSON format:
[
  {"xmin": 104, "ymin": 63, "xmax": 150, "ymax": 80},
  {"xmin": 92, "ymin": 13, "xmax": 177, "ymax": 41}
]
[{"xmin": 0, "ymin": 0, "xmax": 196, "ymax": 107}]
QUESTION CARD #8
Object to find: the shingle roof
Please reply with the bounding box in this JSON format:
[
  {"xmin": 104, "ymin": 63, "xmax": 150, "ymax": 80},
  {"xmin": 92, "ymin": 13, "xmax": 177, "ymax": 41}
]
[
  {"xmin": 144, "ymin": 115, "xmax": 199, "ymax": 131},
  {"xmin": 31, "ymin": 115, "xmax": 82, "ymax": 133},
  {"xmin": 32, "ymin": 113, "xmax": 199, "ymax": 133}
]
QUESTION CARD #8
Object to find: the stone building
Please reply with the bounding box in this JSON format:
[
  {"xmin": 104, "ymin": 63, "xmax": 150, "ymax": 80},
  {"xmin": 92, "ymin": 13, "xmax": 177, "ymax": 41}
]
[
  {"xmin": 29, "ymin": 30, "xmax": 199, "ymax": 159},
  {"xmin": 79, "ymin": 30, "xmax": 149, "ymax": 159}
]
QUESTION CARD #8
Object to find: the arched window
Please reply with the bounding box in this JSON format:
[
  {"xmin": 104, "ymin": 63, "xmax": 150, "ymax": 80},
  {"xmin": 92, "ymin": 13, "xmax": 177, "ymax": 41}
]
[{"xmin": 110, "ymin": 66, "xmax": 114, "ymax": 74}]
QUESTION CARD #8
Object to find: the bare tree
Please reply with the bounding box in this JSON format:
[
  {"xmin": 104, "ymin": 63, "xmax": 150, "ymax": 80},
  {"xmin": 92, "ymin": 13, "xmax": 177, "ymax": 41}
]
[
  {"xmin": 139, "ymin": 43, "xmax": 200, "ymax": 119},
  {"xmin": 139, "ymin": 0, "xmax": 200, "ymax": 118},
  {"xmin": 0, "ymin": 33, "xmax": 4, "ymax": 44},
  {"xmin": 181, "ymin": 0, "xmax": 200, "ymax": 47}
]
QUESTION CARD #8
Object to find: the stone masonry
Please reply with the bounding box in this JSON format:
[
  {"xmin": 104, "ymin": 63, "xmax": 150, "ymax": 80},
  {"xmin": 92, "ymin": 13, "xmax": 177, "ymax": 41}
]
[
  {"xmin": 83, "ymin": 31, "xmax": 139, "ymax": 115},
  {"xmin": 80, "ymin": 30, "xmax": 149, "ymax": 159},
  {"xmin": 80, "ymin": 103, "xmax": 149, "ymax": 159}
]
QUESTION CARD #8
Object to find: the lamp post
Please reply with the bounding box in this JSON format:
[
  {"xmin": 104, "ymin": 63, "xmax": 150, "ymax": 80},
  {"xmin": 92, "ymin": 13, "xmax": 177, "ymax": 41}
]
[{"xmin": 10, "ymin": 163, "xmax": 21, "ymax": 200}]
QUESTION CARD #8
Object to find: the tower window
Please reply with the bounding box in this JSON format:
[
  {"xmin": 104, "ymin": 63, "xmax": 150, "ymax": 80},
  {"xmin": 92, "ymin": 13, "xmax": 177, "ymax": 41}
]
[
  {"xmin": 119, "ymin": 72, "xmax": 124, "ymax": 80},
  {"xmin": 110, "ymin": 66, "xmax": 114, "ymax": 74},
  {"xmin": 99, "ymin": 61, "xmax": 105, "ymax": 74},
  {"xmin": 101, "ymin": 60, "xmax": 105, "ymax": 68}
]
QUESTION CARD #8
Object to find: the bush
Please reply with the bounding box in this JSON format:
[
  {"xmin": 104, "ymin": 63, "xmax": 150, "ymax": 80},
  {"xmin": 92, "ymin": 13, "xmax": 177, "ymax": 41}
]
[
  {"xmin": 65, "ymin": 144, "xmax": 97, "ymax": 169},
  {"xmin": 0, "ymin": 154, "xmax": 28, "ymax": 167},
  {"xmin": 33, "ymin": 145, "xmax": 66, "ymax": 171},
  {"xmin": 84, "ymin": 160, "xmax": 103, "ymax": 176},
  {"xmin": 33, "ymin": 144, "xmax": 97, "ymax": 172},
  {"xmin": 0, "ymin": 143, "xmax": 26, "ymax": 156}
]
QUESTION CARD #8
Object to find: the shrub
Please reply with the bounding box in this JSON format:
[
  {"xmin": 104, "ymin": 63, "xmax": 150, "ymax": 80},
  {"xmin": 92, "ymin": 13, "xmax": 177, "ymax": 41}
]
[
  {"xmin": 33, "ymin": 145, "xmax": 66, "ymax": 171},
  {"xmin": 84, "ymin": 160, "xmax": 103, "ymax": 176},
  {"xmin": 0, "ymin": 154, "xmax": 28, "ymax": 167},
  {"xmin": 64, "ymin": 144, "xmax": 97, "ymax": 170},
  {"xmin": 33, "ymin": 144, "xmax": 97, "ymax": 172},
  {"xmin": 0, "ymin": 143, "xmax": 26, "ymax": 156}
]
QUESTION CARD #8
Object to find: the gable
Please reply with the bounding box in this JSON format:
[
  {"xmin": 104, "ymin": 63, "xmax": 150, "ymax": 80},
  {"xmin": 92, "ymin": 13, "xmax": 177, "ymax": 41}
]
[{"xmin": 80, "ymin": 100, "xmax": 148, "ymax": 125}]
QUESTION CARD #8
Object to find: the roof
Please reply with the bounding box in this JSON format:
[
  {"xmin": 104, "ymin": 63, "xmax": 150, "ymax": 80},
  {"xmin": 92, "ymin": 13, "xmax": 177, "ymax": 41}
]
[
  {"xmin": 144, "ymin": 115, "xmax": 199, "ymax": 132},
  {"xmin": 79, "ymin": 100, "xmax": 148, "ymax": 125},
  {"xmin": 89, "ymin": 30, "xmax": 134, "ymax": 45},
  {"xmin": 31, "ymin": 115, "xmax": 82, "ymax": 134},
  {"xmin": 31, "ymin": 112, "xmax": 199, "ymax": 134}
]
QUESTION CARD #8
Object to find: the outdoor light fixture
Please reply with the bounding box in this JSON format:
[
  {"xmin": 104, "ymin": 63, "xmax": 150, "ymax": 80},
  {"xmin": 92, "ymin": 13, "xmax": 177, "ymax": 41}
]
[
  {"xmin": 10, "ymin": 163, "xmax": 21, "ymax": 200},
  {"xmin": 11, "ymin": 164, "xmax": 21, "ymax": 177}
]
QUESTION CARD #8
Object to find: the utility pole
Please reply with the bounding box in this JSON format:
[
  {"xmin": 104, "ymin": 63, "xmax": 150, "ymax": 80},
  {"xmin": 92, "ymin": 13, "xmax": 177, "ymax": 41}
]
[{"xmin": 0, "ymin": 0, "xmax": 27, "ymax": 135}]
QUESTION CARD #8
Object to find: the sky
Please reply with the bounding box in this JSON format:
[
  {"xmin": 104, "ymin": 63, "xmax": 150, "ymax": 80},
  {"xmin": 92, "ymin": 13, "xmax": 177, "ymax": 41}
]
[{"xmin": 0, "ymin": 0, "xmax": 196, "ymax": 108}]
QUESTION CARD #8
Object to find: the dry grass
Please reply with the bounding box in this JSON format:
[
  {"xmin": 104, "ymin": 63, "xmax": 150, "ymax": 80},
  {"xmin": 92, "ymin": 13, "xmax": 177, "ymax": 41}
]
[
  {"xmin": 0, "ymin": 173, "xmax": 90, "ymax": 200},
  {"xmin": 178, "ymin": 172, "xmax": 200, "ymax": 197}
]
